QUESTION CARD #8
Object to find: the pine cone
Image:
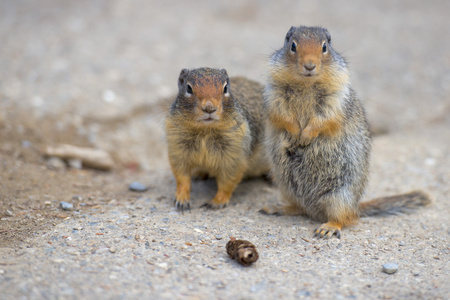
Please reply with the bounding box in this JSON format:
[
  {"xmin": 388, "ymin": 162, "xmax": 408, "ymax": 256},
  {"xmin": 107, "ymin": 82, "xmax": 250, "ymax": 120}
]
[{"xmin": 226, "ymin": 237, "xmax": 259, "ymax": 266}]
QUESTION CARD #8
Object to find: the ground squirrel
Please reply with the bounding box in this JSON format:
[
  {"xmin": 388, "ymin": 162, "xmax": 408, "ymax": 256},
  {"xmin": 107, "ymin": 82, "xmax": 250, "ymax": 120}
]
[
  {"xmin": 166, "ymin": 67, "xmax": 268, "ymax": 211},
  {"xmin": 261, "ymin": 26, "xmax": 432, "ymax": 238}
]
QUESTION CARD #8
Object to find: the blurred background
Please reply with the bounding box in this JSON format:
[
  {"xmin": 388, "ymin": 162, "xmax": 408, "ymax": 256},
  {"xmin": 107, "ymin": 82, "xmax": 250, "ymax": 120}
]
[{"xmin": 1, "ymin": 0, "xmax": 449, "ymax": 170}]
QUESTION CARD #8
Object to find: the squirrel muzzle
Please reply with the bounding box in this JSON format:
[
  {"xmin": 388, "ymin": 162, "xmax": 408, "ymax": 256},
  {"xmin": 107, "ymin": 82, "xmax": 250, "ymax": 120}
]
[{"xmin": 197, "ymin": 98, "xmax": 222, "ymax": 123}]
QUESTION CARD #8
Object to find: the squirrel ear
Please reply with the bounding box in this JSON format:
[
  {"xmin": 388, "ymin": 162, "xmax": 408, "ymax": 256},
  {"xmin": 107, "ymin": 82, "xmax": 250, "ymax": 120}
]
[
  {"xmin": 323, "ymin": 28, "xmax": 332, "ymax": 45},
  {"xmin": 178, "ymin": 68, "xmax": 189, "ymax": 90},
  {"xmin": 284, "ymin": 26, "xmax": 296, "ymax": 45},
  {"xmin": 220, "ymin": 68, "xmax": 229, "ymax": 78}
]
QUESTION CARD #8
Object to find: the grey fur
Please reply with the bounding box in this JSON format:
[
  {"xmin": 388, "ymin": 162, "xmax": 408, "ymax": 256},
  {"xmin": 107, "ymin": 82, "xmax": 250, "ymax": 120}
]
[{"xmin": 265, "ymin": 26, "xmax": 372, "ymax": 223}]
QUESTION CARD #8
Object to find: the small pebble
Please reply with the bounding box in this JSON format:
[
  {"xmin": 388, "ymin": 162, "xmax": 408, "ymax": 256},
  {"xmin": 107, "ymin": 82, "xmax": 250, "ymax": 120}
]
[
  {"xmin": 68, "ymin": 158, "xmax": 82, "ymax": 169},
  {"xmin": 59, "ymin": 201, "xmax": 73, "ymax": 211},
  {"xmin": 129, "ymin": 182, "xmax": 148, "ymax": 192},
  {"xmin": 398, "ymin": 241, "xmax": 406, "ymax": 246},
  {"xmin": 21, "ymin": 140, "xmax": 32, "ymax": 148},
  {"xmin": 72, "ymin": 195, "xmax": 82, "ymax": 201},
  {"xmin": 382, "ymin": 263, "xmax": 399, "ymax": 274},
  {"xmin": 73, "ymin": 226, "xmax": 82, "ymax": 231},
  {"xmin": 109, "ymin": 247, "xmax": 117, "ymax": 253},
  {"xmin": 46, "ymin": 157, "xmax": 66, "ymax": 171},
  {"xmin": 156, "ymin": 262, "xmax": 168, "ymax": 270},
  {"xmin": 5, "ymin": 210, "xmax": 13, "ymax": 217},
  {"xmin": 44, "ymin": 201, "xmax": 51, "ymax": 206},
  {"xmin": 66, "ymin": 248, "xmax": 80, "ymax": 256},
  {"xmin": 215, "ymin": 234, "xmax": 223, "ymax": 240}
]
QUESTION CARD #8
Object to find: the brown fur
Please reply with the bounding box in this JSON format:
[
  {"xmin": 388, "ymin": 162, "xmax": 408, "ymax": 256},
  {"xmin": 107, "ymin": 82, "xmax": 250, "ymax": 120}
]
[
  {"xmin": 166, "ymin": 68, "xmax": 269, "ymax": 210},
  {"xmin": 262, "ymin": 26, "xmax": 432, "ymax": 238}
]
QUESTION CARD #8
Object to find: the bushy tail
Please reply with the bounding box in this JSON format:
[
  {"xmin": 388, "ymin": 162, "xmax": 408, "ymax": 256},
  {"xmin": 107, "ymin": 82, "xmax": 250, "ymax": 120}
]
[{"xmin": 360, "ymin": 190, "xmax": 433, "ymax": 217}]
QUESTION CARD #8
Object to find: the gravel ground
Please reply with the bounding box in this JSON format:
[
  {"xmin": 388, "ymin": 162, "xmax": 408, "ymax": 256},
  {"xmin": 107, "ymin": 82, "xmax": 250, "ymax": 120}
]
[{"xmin": 0, "ymin": 1, "xmax": 449, "ymax": 299}]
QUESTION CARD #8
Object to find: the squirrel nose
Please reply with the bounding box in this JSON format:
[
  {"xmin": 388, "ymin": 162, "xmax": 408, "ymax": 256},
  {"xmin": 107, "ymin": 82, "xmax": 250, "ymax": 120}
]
[
  {"xmin": 304, "ymin": 63, "xmax": 316, "ymax": 71},
  {"xmin": 202, "ymin": 101, "xmax": 217, "ymax": 114}
]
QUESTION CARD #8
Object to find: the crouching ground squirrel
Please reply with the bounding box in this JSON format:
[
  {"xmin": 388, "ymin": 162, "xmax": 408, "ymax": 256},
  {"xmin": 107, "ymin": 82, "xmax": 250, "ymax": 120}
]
[
  {"xmin": 261, "ymin": 26, "xmax": 432, "ymax": 238},
  {"xmin": 166, "ymin": 68, "xmax": 269, "ymax": 211}
]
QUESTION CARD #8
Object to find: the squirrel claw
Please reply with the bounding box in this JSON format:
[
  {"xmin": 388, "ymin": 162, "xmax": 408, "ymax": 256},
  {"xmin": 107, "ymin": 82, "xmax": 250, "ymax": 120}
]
[
  {"xmin": 175, "ymin": 200, "xmax": 191, "ymax": 213},
  {"xmin": 298, "ymin": 135, "xmax": 312, "ymax": 147},
  {"xmin": 313, "ymin": 226, "xmax": 341, "ymax": 239},
  {"xmin": 259, "ymin": 207, "xmax": 282, "ymax": 216},
  {"xmin": 201, "ymin": 201, "xmax": 227, "ymax": 210}
]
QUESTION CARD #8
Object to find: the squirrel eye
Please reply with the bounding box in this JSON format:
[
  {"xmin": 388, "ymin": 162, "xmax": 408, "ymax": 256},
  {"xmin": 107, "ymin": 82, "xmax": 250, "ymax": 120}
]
[
  {"xmin": 322, "ymin": 42, "xmax": 327, "ymax": 53},
  {"xmin": 186, "ymin": 84, "xmax": 193, "ymax": 95},
  {"xmin": 223, "ymin": 83, "xmax": 228, "ymax": 94},
  {"xmin": 290, "ymin": 41, "xmax": 297, "ymax": 53}
]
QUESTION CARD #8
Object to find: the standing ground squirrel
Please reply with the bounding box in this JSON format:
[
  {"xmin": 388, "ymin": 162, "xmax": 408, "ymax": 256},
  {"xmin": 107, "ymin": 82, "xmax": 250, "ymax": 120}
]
[
  {"xmin": 166, "ymin": 68, "xmax": 268, "ymax": 211},
  {"xmin": 261, "ymin": 26, "xmax": 432, "ymax": 238}
]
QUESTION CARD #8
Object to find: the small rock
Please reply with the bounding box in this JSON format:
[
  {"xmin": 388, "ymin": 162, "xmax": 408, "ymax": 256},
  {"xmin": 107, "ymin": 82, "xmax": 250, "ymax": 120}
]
[
  {"xmin": 44, "ymin": 201, "xmax": 51, "ymax": 206},
  {"xmin": 68, "ymin": 158, "xmax": 82, "ymax": 169},
  {"xmin": 129, "ymin": 182, "xmax": 148, "ymax": 192},
  {"xmin": 296, "ymin": 290, "xmax": 311, "ymax": 297},
  {"xmin": 46, "ymin": 157, "xmax": 66, "ymax": 171},
  {"xmin": 109, "ymin": 247, "xmax": 117, "ymax": 253},
  {"xmin": 73, "ymin": 226, "xmax": 82, "ymax": 231},
  {"xmin": 215, "ymin": 234, "xmax": 223, "ymax": 240},
  {"xmin": 5, "ymin": 210, "xmax": 13, "ymax": 217},
  {"xmin": 382, "ymin": 263, "xmax": 399, "ymax": 274},
  {"xmin": 398, "ymin": 241, "xmax": 406, "ymax": 246},
  {"xmin": 216, "ymin": 281, "xmax": 226, "ymax": 289},
  {"xmin": 59, "ymin": 201, "xmax": 73, "ymax": 211},
  {"xmin": 22, "ymin": 140, "xmax": 32, "ymax": 148},
  {"xmin": 102, "ymin": 90, "xmax": 116, "ymax": 103},
  {"xmin": 155, "ymin": 262, "xmax": 168, "ymax": 270},
  {"xmin": 72, "ymin": 195, "xmax": 82, "ymax": 201},
  {"xmin": 66, "ymin": 248, "xmax": 80, "ymax": 256}
]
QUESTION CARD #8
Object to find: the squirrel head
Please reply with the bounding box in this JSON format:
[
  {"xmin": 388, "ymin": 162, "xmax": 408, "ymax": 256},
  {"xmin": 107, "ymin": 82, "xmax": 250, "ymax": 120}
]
[
  {"xmin": 270, "ymin": 26, "xmax": 349, "ymax": 84},
  {"xmin": 174, "ymin": 67, "xmax": 232, "ymax": 126},
  {"xmin": 283, "ymin": 26, "xmax": 332, "ymax": 77}
]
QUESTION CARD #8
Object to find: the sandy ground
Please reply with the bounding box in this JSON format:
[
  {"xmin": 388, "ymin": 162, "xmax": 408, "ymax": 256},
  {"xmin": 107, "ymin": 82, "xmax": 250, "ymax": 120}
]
[{"xmin": 0, "ymin": 0, "xmax": 449, "ymax": 299}]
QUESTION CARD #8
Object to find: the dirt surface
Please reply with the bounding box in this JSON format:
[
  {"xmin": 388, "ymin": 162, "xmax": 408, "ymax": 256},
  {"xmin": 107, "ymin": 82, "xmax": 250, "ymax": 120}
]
[{"xmin": 0, "ymin": 1, "xmax": 449, "ymax": 299}]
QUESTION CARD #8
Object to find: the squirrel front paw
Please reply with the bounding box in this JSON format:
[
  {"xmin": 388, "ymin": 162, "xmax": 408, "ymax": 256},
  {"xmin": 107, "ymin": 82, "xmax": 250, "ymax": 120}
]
[
  {"xmin": 287, "ymin": 134, "xmax": 300, "ymax": 152},
  {"xmin": 298, "ymin": 134, "xmax": 313, "ymax": 147},
  {"xmin": 299, "ymin": 125, "xmax": 319, "ymax": 147},
  {"xmin": 200, "ymin": 192, "xmax": 230, "ymax": 210},
  {"xmin": 174, "ymin": 198, "xmax": 191, "ymax": 212},
  {"xmin": 174, "ymin": 188, "xmax": 191, "ymax": 212}
]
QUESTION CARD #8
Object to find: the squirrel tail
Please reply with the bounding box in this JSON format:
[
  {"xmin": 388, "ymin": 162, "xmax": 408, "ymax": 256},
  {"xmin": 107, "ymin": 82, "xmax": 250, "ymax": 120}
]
[{"xmin": 359, "ymin": 190, "xmax": 433, "ymax": 217}]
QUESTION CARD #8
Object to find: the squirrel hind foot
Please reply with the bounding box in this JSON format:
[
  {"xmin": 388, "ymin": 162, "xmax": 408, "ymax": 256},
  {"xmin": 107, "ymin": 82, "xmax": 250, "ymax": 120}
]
[{"xmin": 313, "ymin": 222, "xmax": 342, "ymax": 239}]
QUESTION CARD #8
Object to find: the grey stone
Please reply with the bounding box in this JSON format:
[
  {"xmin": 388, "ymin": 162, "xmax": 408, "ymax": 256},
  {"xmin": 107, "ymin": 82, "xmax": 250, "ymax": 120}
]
[
  {"xmin": 72, "ymin": 195, "xmax": 82, "ymax": 201},
  {"xmin": 59, "ymin": 201, "xmax": 73, "ymax": 211},
  {"xmin": 68, "ymin": 158, "xmax": 82, "ymax": 169},
  {"xmin": 382, "ymin": 263, "xmax": 399, "ymax": 274},
  {"xmin": 46, "ymin": 157, "xmax": 66, "ymax": 171},
  {"xmin": 129, "ymin": 182, "xmax": 148, "ymax": 192}
]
